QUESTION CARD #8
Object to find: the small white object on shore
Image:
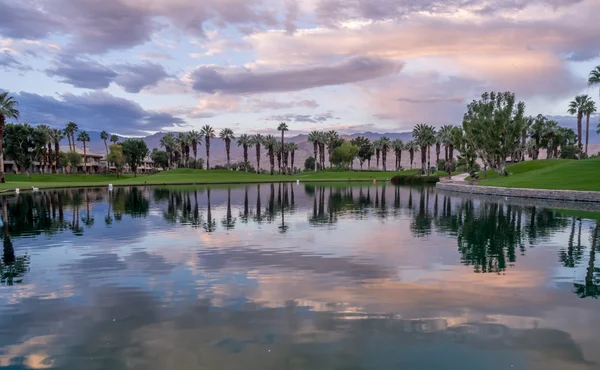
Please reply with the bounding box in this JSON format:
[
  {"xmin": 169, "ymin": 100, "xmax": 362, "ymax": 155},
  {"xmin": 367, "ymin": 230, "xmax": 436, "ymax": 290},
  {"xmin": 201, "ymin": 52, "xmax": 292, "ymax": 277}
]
[
  {"xmin": 108, "ymin": 184, "xmax": 113, "ymax": 191},
  {"xmin": 31, "ymin": 186, "xmax": 39, "ymax": 192},
  {"xmin": 296, "ymin": 180, "xmax": 300, "ymax": 185},
  {"xmin": 15, "ymin": 188, "xmax": 19, "ymax": 194}
]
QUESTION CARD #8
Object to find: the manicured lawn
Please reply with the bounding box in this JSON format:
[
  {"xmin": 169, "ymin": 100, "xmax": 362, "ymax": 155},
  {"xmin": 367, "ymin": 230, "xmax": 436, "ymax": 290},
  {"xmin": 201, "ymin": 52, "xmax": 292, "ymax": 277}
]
[
  {"xmin": 478, "ymin": 158, "xmax": 600, "ymax": 191},
  {"xmin": 470, "ymin": 159, "xmax": 572, "ymax": 180},
  {"xmin": 0, "ymin": 169, "xmax": 448, "ymax": 191}
]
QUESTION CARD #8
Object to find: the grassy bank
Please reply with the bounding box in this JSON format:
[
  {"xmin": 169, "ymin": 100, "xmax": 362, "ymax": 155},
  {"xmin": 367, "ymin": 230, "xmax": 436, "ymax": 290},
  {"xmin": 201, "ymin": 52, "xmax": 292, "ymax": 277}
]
[
  {"xmin": 0, "ymin": 169, "xmax": 447, "ymax": 192},
  {"xmin": 477, "ymin": 158, "xmax": 600, "ymax": 191},
  {"xmin": 471, "ymin": 159, "xmax": 572, "ymax": 180}
]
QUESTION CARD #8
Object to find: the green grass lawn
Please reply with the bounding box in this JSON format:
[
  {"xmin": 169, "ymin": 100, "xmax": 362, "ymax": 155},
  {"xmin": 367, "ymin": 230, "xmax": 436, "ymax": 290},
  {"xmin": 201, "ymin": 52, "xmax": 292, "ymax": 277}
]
[
  {"xmin": 0, "ymin": 168, "xmax": 446, "ymax": 192},
  {"xmin": 477, "ymin": 158, "xmax": 600, "ymax": 191},
  {"xmin": 470, "ymin": 159, "xmax": 572, "ymax": 180}
]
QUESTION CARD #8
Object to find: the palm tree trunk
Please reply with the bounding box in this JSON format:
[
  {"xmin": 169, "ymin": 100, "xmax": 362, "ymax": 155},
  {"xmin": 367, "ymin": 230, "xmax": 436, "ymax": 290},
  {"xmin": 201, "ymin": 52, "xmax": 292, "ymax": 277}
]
[
  {"xmin": 256, "ymin": 145, "xmax": 261, "ymax": 173},
  {"xmin": 83, "ymin": 141, "xmax": 88, "ymax": 174},
  {"xmin": 586, "ymin": 113, "xmax": 590, "ymax": 156},
  {"xmin": 577, "ymin": 113, "xmax": 583, "ymax": 159},
  {"xmin": 0, "ymin": 117, "xmax": 5, "ymax": 183},
  {"xmin": 205, "ymin": 138, "xmax": 210, "ymax": 170},
  {"xmin": 226, "ymin": 141, "xmax": 231, "ymax": 168},
  {"xmin": 313, "ymin": 143, "xmax": 318, "ymax": 173},
  {"xmin": 281, "ymin": 131, "xmax": 285, "ymax": 172},
  {"xmin": 427, "ymin": 145, "xmax": 431, "ymax": 175}
]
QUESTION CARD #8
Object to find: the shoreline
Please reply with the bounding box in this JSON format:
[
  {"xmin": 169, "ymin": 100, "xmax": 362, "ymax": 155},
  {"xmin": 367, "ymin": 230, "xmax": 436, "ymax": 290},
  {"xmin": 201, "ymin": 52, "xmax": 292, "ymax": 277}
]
[{"xmin": 436, "ymin": 182, "xmax": 600, "ymax": 203}]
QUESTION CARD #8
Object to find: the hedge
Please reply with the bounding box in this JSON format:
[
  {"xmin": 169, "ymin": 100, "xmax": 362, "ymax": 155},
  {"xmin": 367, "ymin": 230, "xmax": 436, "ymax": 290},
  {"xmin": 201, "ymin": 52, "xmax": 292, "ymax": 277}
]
[{"xmin": 390, "ymin": 175, "xmax": 440, "ymax": 185}]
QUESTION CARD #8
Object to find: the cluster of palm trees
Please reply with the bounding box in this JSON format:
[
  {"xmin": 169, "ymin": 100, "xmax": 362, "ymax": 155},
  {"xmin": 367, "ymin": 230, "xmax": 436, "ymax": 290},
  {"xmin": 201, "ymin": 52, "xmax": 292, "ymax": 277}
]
[{"xmin": 159, "ymin": 123, "xmax": 299, "ymax": 174}]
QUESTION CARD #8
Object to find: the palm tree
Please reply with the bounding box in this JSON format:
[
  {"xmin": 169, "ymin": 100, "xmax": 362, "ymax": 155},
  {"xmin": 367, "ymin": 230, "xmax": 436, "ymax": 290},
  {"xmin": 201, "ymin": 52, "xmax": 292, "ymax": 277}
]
[
  {"xmin": 379, "ymin": 136, "xmax": 391, "ymax": 171},
  {"xmin": 237, "ymin": 134, "xmax": 253, "ymax": 168},
  {"xmin": 274, "ymin": 142, "xmax": 282, "ymax": 173},
  {"xmin": 528, "ymin": 114, "xmax": 546, "ymax": 160},
  {"xmin": 189, "ymin": 130, "xmax": 202, "ymax": 161},
  {"xmin": 65, "ymin": 121, "xmax": 78, "ymax": 151},
  {"xmin": 434, "ymin": 132, "xmax": 443, "ymax": 168},
  {"xmin": 438, "ymin": 125, "xmax": 453, "ymax": 162},
  {"xmin": 160, "ymin": 133, "xmax": 176, "ymax": 169},
  {"xmin": 77, "ymin": 131, "xmax": 90, "ymax": 173},
  {"xmin": 219, "ymin": 128, "xmax": 235, "ymax": 168},
  {"xmin": 568, "ymin": 95, "xmax": 591, "ymax": 158},
  {"xmin": 250, "ymin": 134, "xmax": 264, "ymax": 173},
  {"xmin": 50, "ymin": 129, "xmax": 64, "ymax": 174},
  {"xmin": 277, "ymin": 122, "xmax": 289, "ymax": 172},
  {"xmin": 36, "ymin": 124, "xmax": 51, "ymax": 173},
  {"xmin": 0, "ymin": 92, "xmax": 19, "ymax": 183},
  {"xmin": 544, "ymin": 120, "xmax": 559, "ymax": 159},
  {"xmin": 406, "ymin": 141, "xmax": 418, "ymax": 169},
  {"xmin": 307, "ymin": 130, "xmax": 321, "ymax": 172},
  {"xmin": 583, "ymin": 100, "xmax": 597, "ymax": 156},
  {"xmin": 287, "ymin": 142, "xmax": 298, "ymax": 170},
  {"xmin": 392, "ymin": 139, "xmax": 404, "ymax": 170},
  {"xmin": 176, "ymin": 132, "xmax": 189, "ymax": 167},
  {"xmin": 412, "ymin": 124, "xmax": 436, "ymax": 174},
  {"xmin": 200, "ymin": 125, "xmax": 216, "ymax": 170},
  {"xmin": 263, "ymin": 135, "xmax": 277, "ymax": 175},
  {"xmin": 589, "ymin": 65, "xmax": 600, "ymax": 106},
  {"xmin": 326, "ymin": 130, "xmax": 338, "ymax": 169},
  {"xmin": 317, "ymin": 132, "xmax": 327, "ymax": 170},
  {"xmin": 100, "ymin": 131, "xmax": 109, "ymax": 172},
  {"xmin": 110, "ymin": 134, "xmax": 119, "ymax": 144},
  {"xmin": 373, "ymin": 139, "xmax": 382, "ymax": 169}
]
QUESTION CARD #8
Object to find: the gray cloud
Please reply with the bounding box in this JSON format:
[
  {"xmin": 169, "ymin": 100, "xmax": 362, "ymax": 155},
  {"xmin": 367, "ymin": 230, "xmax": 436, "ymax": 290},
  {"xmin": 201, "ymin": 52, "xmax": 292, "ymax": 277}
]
[
  {"xmin": 0, "ymin": 50, "xmax": 31, "ymax": 72},
  {"xmin": 11, "ymin": 90, "xmax": 185, "ymax": 135},
  {"xmin": 46, "ymin": 57, "xmax": 169, "ymax": 92},
  {"xmin": 265, "ymin": 112, "xmax": 336, "ymax": 123},
  {"xmin": 250, "ymin": 99, "xmax": 319, "ymax": 111},
  {"xmin": 397, "ymin": 97, "xmax": 464, "ymax": 104},
  {"xmin": 192, "ymin": 57, "xmax": 404, "ymax": 94},
  {"xmin": 0, "ymin": 0, "xmax": 62, "ymax": 39}
]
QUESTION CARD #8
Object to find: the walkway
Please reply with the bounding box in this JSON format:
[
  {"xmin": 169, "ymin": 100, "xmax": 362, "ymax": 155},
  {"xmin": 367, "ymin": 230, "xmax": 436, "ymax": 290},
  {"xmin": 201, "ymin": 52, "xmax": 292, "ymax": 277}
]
[{"xmin": 439, "ymin": 173, "xmax": 469, "ymax": 184}]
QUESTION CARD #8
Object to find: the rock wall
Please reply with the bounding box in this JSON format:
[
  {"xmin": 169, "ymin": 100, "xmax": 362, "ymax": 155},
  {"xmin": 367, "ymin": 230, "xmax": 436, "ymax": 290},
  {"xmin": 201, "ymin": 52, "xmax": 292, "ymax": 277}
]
[{"xmin": 436, "ymin": 182, "xmax": 600, "ymax": 203}]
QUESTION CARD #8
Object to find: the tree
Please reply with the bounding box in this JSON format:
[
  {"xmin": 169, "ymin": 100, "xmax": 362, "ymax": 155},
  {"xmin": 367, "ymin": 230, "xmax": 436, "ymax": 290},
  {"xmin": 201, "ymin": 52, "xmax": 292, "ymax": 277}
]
[
  {"xmin": 237, "ymin": 134, "xmax": 253, "ymax": 169},
  {"xmin": 65, "ymin": 122, "xmax": 78, "ymax": 151},
  {"xmin": 583, "ymin": 99, "xmax": 597, "ymax": 156},
  {"xmin": 412, "ymin": 123, "xmax": 436, "ymax": 175},
  {"xmin": 107, "ymin": 144, "xmax": 125, "ymax": 176},
  {"xmin": 406, "ymin": 141, "xmax": 419, "ymax": 170},
  {"xmin": 151, "ymin": 149, "xmax": 169, "ymax": 170},
  {"xmin": 160, "ymin": 133, "xmax": 176, "ymax": 169},
  {"xmin": 568, "ymin": 94, "xmax": 591, "ymax": 159},
  {"xmin": 0, "ymin": 92, "xmax": 19, "ymax": 183},
  {"xmin": 308, "ymin": 131, "xmax": 321, "ymax": 172},
  {"xmin": 100, "ymin": 130, "xmax": 109, "ymax": 156},
  {"xmin": 263, "ymin": 135, "xmax": 277, "ymax": 175},
  {"xmin": 351, "ymin": 137, "xmax": 372, "ymax": 170},
  {"xmin": 332, "ymin": 142, "xmax": 359, "ymax": 169},
  {"xmin": 326, "ymin": 130, "xmax": 338, "ymax": 169},
  {"xmin": 589, "ymin": 65, "xmax": 600, "ymax": 108},
  {"xmin": 110, "ymin": 134, "xmax": 119, "ymax": 144},
  {"xmin": 200, "ymin": 125, "xmax": 216, "ymax": 170},
  {"xmin": 543, "ymin": 120, "xmax": 559, "ymax": 159},
  {"xmin": 528, "ymin": 114, "xmax": 546, "ymax": 160},
  {"xmin": 189, "ymin": 130, "xmax": 202, "ymax": 161},
  {"xmin": 462, "ymin": 91, "xmax": 525, "ymax": 175},
  {"xmin": 277, "ymin": 122, "xmax": 289, "ymax": 172},
  {"xmin": 304, "ymin": 156, "xmax": 318, "ymax": 171},
  {"xmin": 391, "ymin": 139, "xmax": 404, "ymax": 171},
  {"xmin": 60, "ymin": 152, "xmax": 81, "ymax": 174},
  {"xmin": 219, "ymin": 128, "xmax": 235, "ymax": 168},
  {"xmin": 379, "ymin": 136, "xmax": 391, "ymax": 171},
  {"xmin": 176, "ymin": 132, "xmax": 189, "ymax": 167},
  {"xmin": 4, "ymin": 124, "xmax": 45, "ymax": 177},
  {"xmin": 121, "ymin": 139, "xmax": 149, "ymax": 176},
  {"xmin": 77, "ymin": 131, "xmax": 90, "ymax": 173},
  {"xmin": 36, "ymin": 124, "xmax": 51, "ymax": 173},
  {"xmin": 373, "ymin": 138, "xmax": 382, "ymax": 170},
  {"xmin": 287, "ymin": 142, "xmax": 298, "ymax": 170},
  {"xmin": 50, "ymin": 128, "xmax": 64, "ymax": 173},
  {"xmin": 250, "ymin": 134, "xmax": 264, "ymax": 173}
]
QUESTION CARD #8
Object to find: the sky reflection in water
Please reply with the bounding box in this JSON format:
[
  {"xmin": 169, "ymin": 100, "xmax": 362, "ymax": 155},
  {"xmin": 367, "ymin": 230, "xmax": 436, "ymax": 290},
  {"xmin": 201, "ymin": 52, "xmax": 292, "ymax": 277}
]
[{"xmin": 0, "ymin": 184, "xmax": 599, "ymax": 370}]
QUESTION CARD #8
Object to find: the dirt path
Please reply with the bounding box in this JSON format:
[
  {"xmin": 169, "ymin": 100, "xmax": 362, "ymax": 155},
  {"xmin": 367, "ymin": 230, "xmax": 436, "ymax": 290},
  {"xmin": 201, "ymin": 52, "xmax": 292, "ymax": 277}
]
[{"xmin": 439, "ymin": 173, "xmax": 469, "ymax": 183}]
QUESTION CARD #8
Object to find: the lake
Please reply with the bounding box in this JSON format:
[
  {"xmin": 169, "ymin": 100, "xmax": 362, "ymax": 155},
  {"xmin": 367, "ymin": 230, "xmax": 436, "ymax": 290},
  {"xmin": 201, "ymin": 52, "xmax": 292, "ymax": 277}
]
[{"xmin": 0, "ymin": 183, "xmax": 599, "ymax": 369}]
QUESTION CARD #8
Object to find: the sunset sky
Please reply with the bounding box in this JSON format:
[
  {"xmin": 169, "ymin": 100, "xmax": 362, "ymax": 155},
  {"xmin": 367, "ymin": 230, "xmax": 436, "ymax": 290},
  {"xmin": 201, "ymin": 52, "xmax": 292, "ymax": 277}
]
[{"xmin": 1, "ymin": 0, "xmax": 599, "ymax": 135}]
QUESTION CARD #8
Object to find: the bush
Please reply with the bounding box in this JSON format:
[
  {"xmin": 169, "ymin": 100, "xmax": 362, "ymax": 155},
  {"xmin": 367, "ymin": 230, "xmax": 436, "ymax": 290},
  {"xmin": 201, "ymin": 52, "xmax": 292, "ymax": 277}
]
[
  {"xmin": 438, "ymin": 159, "xmax": 458, "ymax": 172},
  {"xmin": 187, "ymin": 158, "xmax": 204, "ymax": 169},
  {"xmin": 560, "ymin": 145, "xmax": 580, "ymax": 159},
  {"xmin": 304, "ymin": 156, "xmax": 322, "ymax": 171},
  {"xmin": 235, "ymin": 161, "xmax": 255, "ymax": 172},
  {"xmin": 390, "ymin": 175, "xmax": 440, "ymax": 185}
]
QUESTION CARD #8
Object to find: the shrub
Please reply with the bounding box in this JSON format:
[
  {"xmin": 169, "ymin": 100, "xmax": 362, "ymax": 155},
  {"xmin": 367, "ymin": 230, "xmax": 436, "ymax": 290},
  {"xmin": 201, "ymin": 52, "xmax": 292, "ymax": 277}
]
[
  {"xmin": 390, "ymin": 175, "xmax": 440, "ymax": 185},
  {"xmin": 560, "ymin": 145, "xmax": 580, "ymax": 159}
]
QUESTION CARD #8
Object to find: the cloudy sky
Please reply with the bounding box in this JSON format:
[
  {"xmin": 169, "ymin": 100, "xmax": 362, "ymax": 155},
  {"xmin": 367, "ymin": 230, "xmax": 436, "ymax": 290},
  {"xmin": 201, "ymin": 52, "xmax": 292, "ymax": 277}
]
[{"xmin": 1, "ymin": 0, "xmax": 599, "ymax": 136}]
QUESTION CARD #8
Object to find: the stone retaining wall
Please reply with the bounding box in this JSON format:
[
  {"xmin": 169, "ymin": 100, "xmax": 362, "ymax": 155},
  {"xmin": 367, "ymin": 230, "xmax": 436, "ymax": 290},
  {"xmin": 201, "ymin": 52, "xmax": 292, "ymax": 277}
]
[{"xmin": 436, "ymin": 182, "xmax": 600, "ymax": 203}]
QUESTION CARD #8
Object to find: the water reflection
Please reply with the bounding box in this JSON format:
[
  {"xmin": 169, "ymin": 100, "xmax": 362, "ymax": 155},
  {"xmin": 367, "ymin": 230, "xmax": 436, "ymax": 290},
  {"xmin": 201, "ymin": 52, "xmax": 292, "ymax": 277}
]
[{"xmin": 1, "ymin": 184, "xmax": 600, "ymax": 369}]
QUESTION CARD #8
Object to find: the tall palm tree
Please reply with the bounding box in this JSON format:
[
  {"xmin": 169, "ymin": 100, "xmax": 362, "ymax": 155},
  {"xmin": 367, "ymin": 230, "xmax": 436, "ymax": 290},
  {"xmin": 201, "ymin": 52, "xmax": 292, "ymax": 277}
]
[
  {"xmin": 528, "ymin": 114, "xmax": 546, "ymax": 160},
  {"xmin": 412, "ymin": 124, "xmax": 436, "ymax": 174},
  {"xmin": 373, "ymin": 139, "xmax": 382, "ymax": 170},
  {"xmin": 50, "ymin": 129, "xmax": 64, "ymax": 174},
  {"xmin": 188, "ymin": 130, "xmax": 202, "ymax": 161},
  {"xmin": 391, "ymin": 139, "xmax": 404, "ymax": 170},
  {"xmin": 200, "ymin": 125, "xmax": 216, "ymax": 170},
  {"xmin": 438, "ymin": 125, "xmax": 453, "ymax": 162},
  {"xmin": 317, "ymin": 132, "xmax": 327, "ymax": 170},
  {"xmin": 36, "ymin": 124, "xmax": 51, "ymax": 173},
  {"xmin": 263, "ymin": 135, "xmax": 277, "ymax": 175},
  {"xmin": 237, "ymin": 134, "xmax": 253, "ymax": 168},
  {"xmin": 219, "ymin": 128, "xmax": 235, "ymax": 169},
  {"xmin": 326, "ymin": 130, "xmax": 338, "ymax": 169},
  {"xmin": 65, "ymin": 121, "xmax": 78, "ymax": 151},
  {"xmin": 277, "ymin": 122, "xmax": 289, "ymax": 172},
  {"xmin": 100, "ymin": 131, "xmax": 109, "ymax": 172},
  {"xmin": 287, "ymin": 142, "xmax": 298, "ymax": 170},
  {"xmin": 176, "ymin": 132, "xmax": 189, "ymax": 167},
  {"xmin": 379, "ymin": 136, "xmax": 391, "ymax": 171},
  {"xmin": 307, "ymin": 130, "xmax": 321, "ymax": 172},
  {"xmin": 250, "ymin": 134, "xmax": 264, "ymax": 173},
  {"xmin": 77, "ymin": 131, "xmax": 90, "ymax": 173},
  {"xmin": 583, "ymin": 100, "xmax": 597, "ymax": 156},
  {"xmin": 160, "ymin": 133, "xmax": 176, "ymax": 169},
  {"xmin": 110, "ymin": 134, "xmax": 119, "ymax": 144},
  {"xmin": 0, "ymin": 92, "xmax": 19, "ymax": 183},
  {"xmin": 544, "ymin": 120, "xmax": 559, "ymax": 159},
  {"xmin": 274, "ymin": 142, "xmax": 282, "ymax": 173},
  {"xmin": 589, "ymin": 65, "xmax": 600, "ymax": 106},
  {"xmin": 568, "ymin": 95, "xmax": 591, "ymax": 158},
  {"xmin": 434, "ymin": 132, "xmax": 443, "ymax": 167}
]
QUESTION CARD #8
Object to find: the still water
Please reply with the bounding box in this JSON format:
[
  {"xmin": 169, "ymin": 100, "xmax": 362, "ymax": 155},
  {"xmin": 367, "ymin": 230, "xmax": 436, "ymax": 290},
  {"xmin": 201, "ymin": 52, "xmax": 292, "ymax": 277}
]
[{"xmin": 0, "ymin": 183, "xmax": 599, "ymax": 369}]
